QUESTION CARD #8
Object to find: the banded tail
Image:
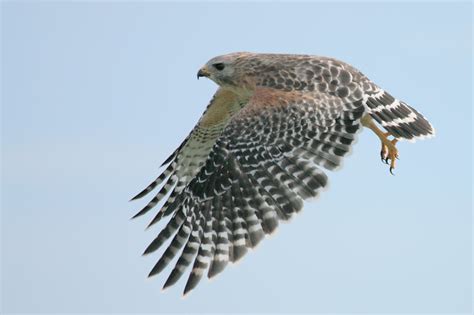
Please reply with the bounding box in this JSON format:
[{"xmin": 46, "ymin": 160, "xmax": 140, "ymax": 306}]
[{"xmin": 365, "ymin": 89, "xmax": 435, "ymax": 141}]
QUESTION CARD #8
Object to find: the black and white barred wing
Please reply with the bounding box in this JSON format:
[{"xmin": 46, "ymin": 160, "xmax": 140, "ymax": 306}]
[
  {"xmin": 130, "ymin": 89, "xmax": 243, "ymax": 227},
  {"xmin": 141, "ymin": 87, "xmax": 365, "ymax": 295}
]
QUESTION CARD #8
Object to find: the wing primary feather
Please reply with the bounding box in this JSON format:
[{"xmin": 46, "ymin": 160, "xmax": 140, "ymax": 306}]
[
  {"xmin": 217, "ymin": 166, "xmax": 249, "ymax": 262},
  {"xmin": 147, "ymin": 210, "xmax": 190, "ymax": 277},
  {"xmin": 160, "ymin": 151, "xmax": 177, "ymax": 168},
  {"xmin": 160, "ymin": 134, "xmax": 191, "ymax": 167},
  {"xmin": 146, "ymin": 188, "xmax": 185, "ymax": 228},
  {"xmin": 222, "ymin": 194, "xmax": 235, "ymax": 263},
  {"xmin": 181, "ymin": 158, "xmax": 226, "ymax": 289},
  {"xmin": 131, "ymin": 174, "xmax": 178, "ymax": 219},
  {"xmin": 130, "ymin": 161, "xmax": 176, "ymax": 201},
  {"xmin": 183, "ymin": 209, "xmax": 211, "ymax": 296},
  {"xmin": 162, "ymin": 208, "xmax": 200, "ymax": 290},
  {"xmin": 207, "ymin": 208, "xmax": 230, "ymax": 278},
  {"xmin": 143, "ymin": 208, "xmax": 186, "ymax": 256},
  {"xmin": 229, "ymin": 194, "xmax": 249, "ymax": 262},
  {"xmin": 235, "ymin": 156, "xmax": 280, "ymax": 234}
]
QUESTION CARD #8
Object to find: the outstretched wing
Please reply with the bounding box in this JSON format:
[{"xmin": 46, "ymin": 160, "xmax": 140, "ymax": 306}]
[
  {"xmin": 139, "ymin": 87, "xmax": 365, "ymax": 295},
  {"xmin": 130, "ymin": 88, "xmax": 245, "ymax": 227}
]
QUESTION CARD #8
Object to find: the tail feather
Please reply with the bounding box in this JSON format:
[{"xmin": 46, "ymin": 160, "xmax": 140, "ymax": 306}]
[{"xmin": 365, "ymin": 89, "xmax": 435, "ymax": 141}]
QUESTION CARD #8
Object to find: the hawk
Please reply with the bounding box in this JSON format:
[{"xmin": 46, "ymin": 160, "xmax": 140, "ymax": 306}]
[{"xmin": 131, "ymin": 52, "xmax": 434, "ymax": 295}]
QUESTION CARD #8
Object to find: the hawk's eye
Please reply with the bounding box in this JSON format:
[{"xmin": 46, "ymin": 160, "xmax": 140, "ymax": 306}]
[{"xmin": 213, "ymin": 63, "xmax": 225, "ymax": 71}]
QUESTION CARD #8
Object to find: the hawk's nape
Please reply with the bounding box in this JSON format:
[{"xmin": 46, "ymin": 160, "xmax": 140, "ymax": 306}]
[{"xmin": 130, "ymin": 52, "xmax": 434, "ymax": 296}]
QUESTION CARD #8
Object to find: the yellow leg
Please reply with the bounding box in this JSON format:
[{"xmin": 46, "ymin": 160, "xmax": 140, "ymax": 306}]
[{"xmin": 361, "ymin": 114, "xmax": 399, "ymax": 174}]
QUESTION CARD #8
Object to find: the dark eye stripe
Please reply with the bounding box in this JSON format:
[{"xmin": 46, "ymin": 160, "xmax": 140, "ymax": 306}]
[{"xmin": 213, "ymin": 63, "xmax": 225, "ymax": 71}]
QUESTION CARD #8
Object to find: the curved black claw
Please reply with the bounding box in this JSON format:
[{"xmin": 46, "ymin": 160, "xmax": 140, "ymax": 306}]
[
  {"xmin": 389, "ymin": 166, "xmax": 395, "ymax": 175},
  {"xmin": 384, "ymin": 157, "xmax": 389, "ymax": 164}
]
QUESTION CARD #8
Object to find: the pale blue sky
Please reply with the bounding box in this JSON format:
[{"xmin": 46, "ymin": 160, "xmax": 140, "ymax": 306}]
[{"xmin": 1, "ymin": 1, "xmax": 472, "ymax": 314}]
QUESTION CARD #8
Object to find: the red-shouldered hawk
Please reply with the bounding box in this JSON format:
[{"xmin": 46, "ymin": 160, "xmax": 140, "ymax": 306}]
[{"xmin": 131, "ymin": 52, "xmax": 435, "ymax": 295}]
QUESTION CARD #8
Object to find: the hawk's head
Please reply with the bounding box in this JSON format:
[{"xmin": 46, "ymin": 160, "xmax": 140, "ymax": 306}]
[{"xmin": 198, "ymin": 52, "xmax": 259, "ymax": 94}]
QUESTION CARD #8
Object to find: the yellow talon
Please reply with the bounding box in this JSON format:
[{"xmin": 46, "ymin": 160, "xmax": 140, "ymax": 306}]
[
  {"xmin": 382, "ymin": 137, "xmax": 398, "ymax": 174},
  {"xmin": 361, "ymin": 115, "xmax": 400, "ymax": 174}
]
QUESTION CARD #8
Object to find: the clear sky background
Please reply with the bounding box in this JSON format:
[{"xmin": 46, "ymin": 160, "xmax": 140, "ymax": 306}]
[{"xmin": 1, "ymin": 1, "xmax": 472, "ymax": 314}]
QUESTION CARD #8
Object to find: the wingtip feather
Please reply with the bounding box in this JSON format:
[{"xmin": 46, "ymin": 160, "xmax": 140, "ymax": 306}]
[{"xmin": 130, "ymin": 191, "xmax": 147, "ymax": 201}]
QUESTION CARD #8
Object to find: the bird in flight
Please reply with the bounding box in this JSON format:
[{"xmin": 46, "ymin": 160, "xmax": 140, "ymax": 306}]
[{"xmin": 131, "ymin": 52, "xmax": 434, "ymax": 296}]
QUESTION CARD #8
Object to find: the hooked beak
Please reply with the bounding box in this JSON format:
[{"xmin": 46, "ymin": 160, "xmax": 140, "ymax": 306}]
[{"xmin": 197, "ymin": 66, "xmax": 210, "ymax": 79}]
